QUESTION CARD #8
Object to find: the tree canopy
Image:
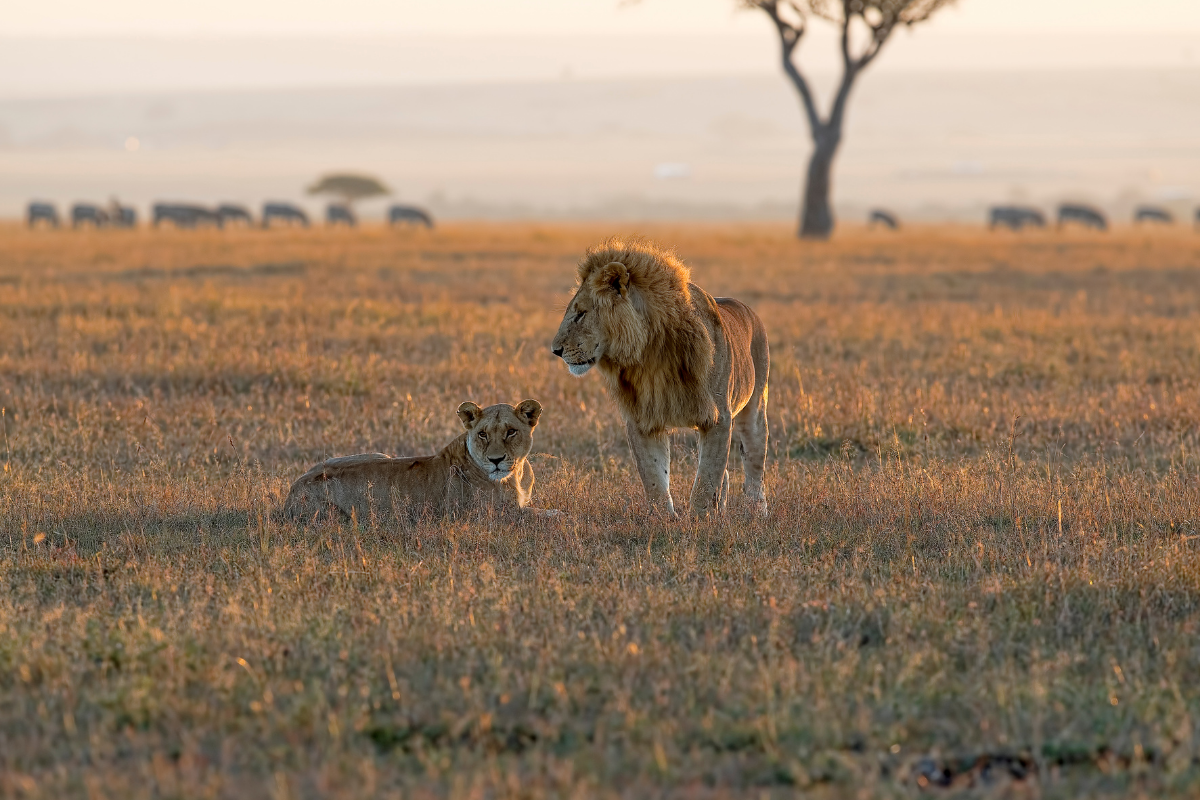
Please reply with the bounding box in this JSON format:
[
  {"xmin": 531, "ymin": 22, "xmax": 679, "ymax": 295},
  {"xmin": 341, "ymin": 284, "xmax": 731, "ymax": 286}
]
[
  {"xmin": 306, "ymin": 174, "xmax": 391, "ymax": 204},
  {"xmin": 744, "ymin": 0, "xmax": 954, "ymax": 75}
]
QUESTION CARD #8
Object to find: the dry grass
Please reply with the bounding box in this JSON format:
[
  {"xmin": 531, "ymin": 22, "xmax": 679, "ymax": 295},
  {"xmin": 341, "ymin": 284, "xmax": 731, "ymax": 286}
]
[{"xmin": 2, "ymin": 222, "xmax": 1200, "ymax": 798}]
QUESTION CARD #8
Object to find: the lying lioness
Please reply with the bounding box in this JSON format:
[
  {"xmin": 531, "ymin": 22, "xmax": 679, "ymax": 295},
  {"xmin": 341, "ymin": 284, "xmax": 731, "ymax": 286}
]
[{"xmin": 284, "ymin": 400, "xmax": 555, "ymax": 523}]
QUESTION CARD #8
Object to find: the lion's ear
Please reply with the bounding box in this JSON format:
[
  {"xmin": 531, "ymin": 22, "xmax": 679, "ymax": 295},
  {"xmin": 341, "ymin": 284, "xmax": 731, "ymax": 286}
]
[
  {"xmin": 597, "ymin": 261, "xmax": 631, "ymax": 298},
  {"xmin": 457, "ymin": 402, "xmax": 483, "ymax": 430},
  {"xmin": 515, "ymin": 399, "xmax": 542, "ymax": 428}
]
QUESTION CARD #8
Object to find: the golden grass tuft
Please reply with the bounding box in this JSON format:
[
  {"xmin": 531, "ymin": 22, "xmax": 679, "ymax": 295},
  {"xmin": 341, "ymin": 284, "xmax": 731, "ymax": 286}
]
[{"xmin": 2, "ymin": 222, "xmax": 1200, "ymax": 797}]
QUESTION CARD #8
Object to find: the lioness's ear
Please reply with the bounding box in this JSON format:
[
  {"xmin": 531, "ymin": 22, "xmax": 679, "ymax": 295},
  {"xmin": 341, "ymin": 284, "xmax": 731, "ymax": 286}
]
[
  {"xmin": 597, "ymin": 261, "xmax": 631, "ymax": 298},
  {"xmin": 516, "ymin": 399, "xmax": 542, "ymax": 428},
  {"xmin": 457, "ymin": 402, "xmax": 483, "ymax": 429}
]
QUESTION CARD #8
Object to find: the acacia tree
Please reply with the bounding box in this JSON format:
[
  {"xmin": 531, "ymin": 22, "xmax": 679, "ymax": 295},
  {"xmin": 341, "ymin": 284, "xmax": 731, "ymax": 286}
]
[
  {"xmin": 743, "ymin": 0, "xmax": 954, "ymax": 239},
  {"xmin": 307, "ymin": 173, "xmax": 390, "ymax": 208}
]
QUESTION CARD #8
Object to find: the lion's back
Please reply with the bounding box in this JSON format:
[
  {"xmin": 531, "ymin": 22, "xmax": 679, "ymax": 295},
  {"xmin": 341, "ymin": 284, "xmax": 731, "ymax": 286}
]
[{"xmin": 283, "ymin": 452, "xmax": 446, "ymax": 523}]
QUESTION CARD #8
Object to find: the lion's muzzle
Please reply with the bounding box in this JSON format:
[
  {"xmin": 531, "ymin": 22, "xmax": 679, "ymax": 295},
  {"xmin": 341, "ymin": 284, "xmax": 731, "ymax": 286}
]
[
  {"xmin": 486, "ymin": 455, "xmax": 512, "ymax": 481},
  {"xmin": 551, "ymin": 342, "xmax": 597, "ymax": 377},
  {"xmin": 565, "ymin": 357, "xmax": 596, "ymax": 376}
]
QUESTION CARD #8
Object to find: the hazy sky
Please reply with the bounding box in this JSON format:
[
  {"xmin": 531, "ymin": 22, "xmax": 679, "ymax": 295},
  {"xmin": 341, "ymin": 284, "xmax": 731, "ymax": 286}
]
[
  {"xmin": 9, "ymin": 0, "xmax": 1200, "ymax": 36},
  {"xmin": 3, "ymin": 0, "xmax": 1199, "ymax": 218}
]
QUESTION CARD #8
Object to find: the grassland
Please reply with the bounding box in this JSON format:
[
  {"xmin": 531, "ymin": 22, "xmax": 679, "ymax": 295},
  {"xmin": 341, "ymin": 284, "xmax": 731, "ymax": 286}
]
[{"xmin": 2, "ymin": 222, "xmax": 1200, "ymax": 798}]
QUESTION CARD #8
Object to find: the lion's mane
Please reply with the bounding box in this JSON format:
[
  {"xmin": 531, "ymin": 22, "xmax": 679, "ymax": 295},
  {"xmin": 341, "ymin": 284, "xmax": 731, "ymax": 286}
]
[{"xmin": 577, "ymin": 237, "xmax": 718, "ymax": 433}]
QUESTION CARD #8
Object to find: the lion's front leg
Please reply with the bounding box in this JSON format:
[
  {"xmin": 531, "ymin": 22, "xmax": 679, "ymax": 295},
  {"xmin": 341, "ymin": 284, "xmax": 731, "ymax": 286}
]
[
  {"xmin": 513, "ymin": 461, "xmax": 535, "ymax": 508},
  {"xmin": 692, "ymin": 416, "xmax": 733, "ymax": 517},
  {"xmin": 626, "ymin": 421, "xmax": 676, "ymax": 517}
]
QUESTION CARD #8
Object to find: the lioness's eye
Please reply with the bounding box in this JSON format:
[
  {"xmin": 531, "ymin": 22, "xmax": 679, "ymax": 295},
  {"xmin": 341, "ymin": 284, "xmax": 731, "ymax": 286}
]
[
  {"xmin": 477, "ymin": 432, "xmax": 488, "ymax": 441},
  {"xmin": 505, "ymin": 429, "xmax": 516, "ymax": 439}
]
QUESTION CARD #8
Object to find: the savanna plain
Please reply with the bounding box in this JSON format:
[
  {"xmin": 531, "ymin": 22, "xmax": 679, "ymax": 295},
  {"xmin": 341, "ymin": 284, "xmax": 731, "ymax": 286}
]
[{"xmin": 2, "ymin": 222, "xmax": 1200, "ymax": 799}]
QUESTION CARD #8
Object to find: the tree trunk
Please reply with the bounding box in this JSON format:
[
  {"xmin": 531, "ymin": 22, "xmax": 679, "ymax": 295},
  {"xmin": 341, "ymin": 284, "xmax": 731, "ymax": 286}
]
[{"xmin": 799, "ymin": 129, "xmax": 840, "ymax": 240}]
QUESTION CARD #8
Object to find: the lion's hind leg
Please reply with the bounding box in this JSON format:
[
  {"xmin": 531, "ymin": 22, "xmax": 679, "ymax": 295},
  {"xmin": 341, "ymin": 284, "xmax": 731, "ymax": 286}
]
[
  {"xmin": 283, "ymin": 474, "xmax": 346, "ymax": 524},
  {"xmin": 284, "ymin": 453, "xmax": 392, "ymax": 524},
  {"xmin": 733, "ymin": 388, "xmax": 769, "ymax": 517}
]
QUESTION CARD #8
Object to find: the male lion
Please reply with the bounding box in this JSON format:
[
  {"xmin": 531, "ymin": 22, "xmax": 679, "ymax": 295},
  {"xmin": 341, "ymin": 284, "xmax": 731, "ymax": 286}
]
[
  {"xmin": 284, "ymin": 400, "xmax": 553, "ymax": 523},
  {"xmin": 551, "ymin": 238, "xmax": 769, "ymax": 517}
]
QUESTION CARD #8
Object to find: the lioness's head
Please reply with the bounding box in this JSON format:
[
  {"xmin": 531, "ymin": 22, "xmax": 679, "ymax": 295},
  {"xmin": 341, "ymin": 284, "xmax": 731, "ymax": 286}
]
[
  {"xmin": 457, "ymin": 400, "xmax": 542, "ymax": 481},
  {"xmin": 551, "ymin": 239, "xmax": 693, "ymax": 376}
]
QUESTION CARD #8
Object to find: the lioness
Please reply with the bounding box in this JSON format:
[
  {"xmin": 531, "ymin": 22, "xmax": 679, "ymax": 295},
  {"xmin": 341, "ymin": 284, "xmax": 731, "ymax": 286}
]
[
  {"xmin": 284, "ymin": 400, "xmax": 552, "ymax": 523},
  {"xmin": 551, "ymin": 238, "xmax": 769, "ymax": 517}
]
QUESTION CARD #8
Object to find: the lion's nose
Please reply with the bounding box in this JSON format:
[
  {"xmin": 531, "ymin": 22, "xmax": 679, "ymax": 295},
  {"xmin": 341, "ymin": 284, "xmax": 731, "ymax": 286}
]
[
  {"xmin": 552, "ymin": 345, "xmax": 564, "ymax": 357},
  {"xmin": 489, "ymin": 455, "xmax": 505, "ymax": 466}
]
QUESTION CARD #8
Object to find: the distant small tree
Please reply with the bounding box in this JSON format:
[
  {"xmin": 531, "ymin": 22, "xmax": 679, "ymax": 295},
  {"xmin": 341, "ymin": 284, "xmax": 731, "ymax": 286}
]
[
  {"xmin": 307, "ymin": 173, "xmax": 390, "ymax": 207},
  {"xmin": 742, "ymin": 0, "xmax": 955, "ymax": 239}
]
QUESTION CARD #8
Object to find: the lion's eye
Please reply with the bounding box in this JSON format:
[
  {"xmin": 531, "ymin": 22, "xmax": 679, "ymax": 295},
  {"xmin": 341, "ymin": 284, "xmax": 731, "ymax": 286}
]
[
  {"xmin": 505, "ymin": 429, "xmax": 517, "ymax": 439},
  {"xmin": 574, "ymin": 310, "xmax": 586, "ymax": 322},
  {"xmin": 477, "ymin": 432, "xmax": 488, "ymax": 442}
]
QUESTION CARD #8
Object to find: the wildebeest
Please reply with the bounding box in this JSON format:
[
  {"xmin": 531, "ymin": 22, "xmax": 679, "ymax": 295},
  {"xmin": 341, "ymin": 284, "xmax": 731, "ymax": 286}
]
[
  {"xmin": 388, "ymin": 204, "xmax": 434, "ymax": 228},
  {"xmin": 72, "ymin": 203, "xmax": 109, "ymax": 228},
  {"xmin": 262, "ymin": 202, "xmax": 310, "ymax": 228},
  {"xmin": 326, "ymin": 204, "xmax": 356, "ymax": 227},
  {"xmin": 1057, "ymin": 203, "xmax": 1107, "ymax": 231},
  {"xmin": 216, "ymin": 204, "xmax": 254, "ymax": 226},
  {"xmin": 110, "ymin": 202, "xmax": 137, "ymax": 228},
  {"xmin": 153, "ymin": 203, "xmax": 222, "ymax": 229},
  {"xmin": 868, "ymin": 209, "xmax": 899, "ymax": 230},
  {"xmin": 27, "ymin": 202, "xmax": 60, "ymax": 228},
  {"xmin": 989, "ymin": 205, "xmax": 1046, "ymax": 231},
  {"xmin": 1134, "ymin": 205, "xmax": 1173, "ymax": 224}
]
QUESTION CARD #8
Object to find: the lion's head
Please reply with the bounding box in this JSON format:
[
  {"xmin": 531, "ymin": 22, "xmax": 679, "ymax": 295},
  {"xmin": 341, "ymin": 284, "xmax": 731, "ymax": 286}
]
[
  {"xmin": 551, "ymin": 237, "xmax": 702, "ymax": 376},
  {"xmin": 549, "ymin": 278, "xmax": 620, "ymax": 376},
  {"xmin": 457, "ymin": 400, "xmax": 542, "ymax": 481}
]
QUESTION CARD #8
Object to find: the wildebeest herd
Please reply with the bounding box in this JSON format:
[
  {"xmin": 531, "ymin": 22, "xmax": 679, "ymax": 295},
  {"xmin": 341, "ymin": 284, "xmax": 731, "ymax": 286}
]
[
  {"xmin": 869, "ymin": 203, "xmax": 1198, "ymax": 232},
  {"xmin": 26, "ymin": 198, "xmax": 1198, "ymax": 232},
  {"xmin": 988, "ymin": 203, "xmax": 1116, "ymax": 231},
  {"xmin": 25, "ymin": 200, "xmax": 434, "ymax": 230},
  {"xmin": 985, "ymin": 202, "xmax": 1195, "ymax": 232},
  {"xmin": 27, "ymin": 201, "xmax": 140, "ymax": 229}
]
